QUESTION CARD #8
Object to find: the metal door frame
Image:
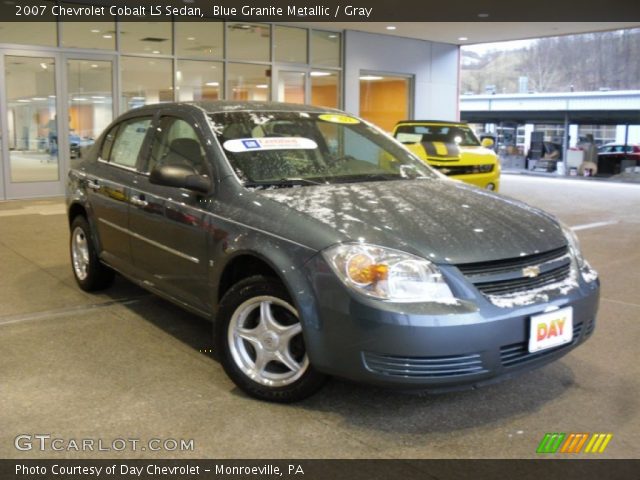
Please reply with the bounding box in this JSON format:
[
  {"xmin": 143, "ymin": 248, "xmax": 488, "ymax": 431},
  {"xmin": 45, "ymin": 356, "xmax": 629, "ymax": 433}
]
[
  {"xmin": 0, "ymin": 48, "xmax": 64, "ymax": 199},
  {"xmin": 61, "ymin": 51, "xmax": 118, "ymax": 178},
  {"xmin": 0, "ymin": 49, "xmax": 117, "ymax": 200}
]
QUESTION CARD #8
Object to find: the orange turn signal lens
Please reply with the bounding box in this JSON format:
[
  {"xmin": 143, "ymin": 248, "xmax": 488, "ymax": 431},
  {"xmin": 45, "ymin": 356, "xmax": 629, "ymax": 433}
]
[{"xmin": 346, "ymin": 253, "xmax": 389, "ymax": 285}]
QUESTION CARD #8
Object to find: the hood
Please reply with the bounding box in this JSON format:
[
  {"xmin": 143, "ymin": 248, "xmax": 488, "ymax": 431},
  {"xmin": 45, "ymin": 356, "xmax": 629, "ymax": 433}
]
[
  {"xmin": 258, "ymin": 179, "xmax": 566, "ymax": 265},
  {"xmin": 406, "ymin": 143, "xmax": 496, "ymax": 164}
]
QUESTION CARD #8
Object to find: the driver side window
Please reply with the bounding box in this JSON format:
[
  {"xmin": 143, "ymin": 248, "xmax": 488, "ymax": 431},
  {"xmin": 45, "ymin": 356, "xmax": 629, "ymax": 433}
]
[{"xmin": 147, "ymin": 117, "xmax": 209, "ymax": 176}]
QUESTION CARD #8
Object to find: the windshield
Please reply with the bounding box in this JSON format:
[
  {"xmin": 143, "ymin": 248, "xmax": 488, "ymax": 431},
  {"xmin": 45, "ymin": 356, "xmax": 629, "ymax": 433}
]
[
  {"xmin": 208, "ymin": 111, "xmax": 437, "ymax": 188},
  {"xmin": 394, "ymin": 124, "xmax": 481, "ymax": 147}
]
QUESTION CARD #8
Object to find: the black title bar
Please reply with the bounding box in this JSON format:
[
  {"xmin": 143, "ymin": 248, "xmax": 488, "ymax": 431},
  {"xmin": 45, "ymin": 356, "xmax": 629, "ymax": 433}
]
[
  {"xmin": 2, "ymin": 459, "xmax": 640, "ymax": 480},
  {"xmin": 0, "ymin": 0, "xmax": 639, "ymax": 22}
]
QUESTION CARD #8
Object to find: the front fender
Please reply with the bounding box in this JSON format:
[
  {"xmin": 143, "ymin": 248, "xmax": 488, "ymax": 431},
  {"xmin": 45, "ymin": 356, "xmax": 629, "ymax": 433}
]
[{"xmin": 209, "ymin": 230, "xmax": 322, "ymax": 332}]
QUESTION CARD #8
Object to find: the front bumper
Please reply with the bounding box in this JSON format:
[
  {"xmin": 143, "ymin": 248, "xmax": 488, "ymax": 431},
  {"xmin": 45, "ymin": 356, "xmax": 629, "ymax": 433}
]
[
  {"xmin": 426, "ymin": 158, "xmax": 500, "ymax": 191},
  {"xmin": 450, "ymin": 171, "xmax": 500, "ymax": 191},
  {"xmin": 300, "ymin": 258, "xmax": 599, "ymax": 392}
]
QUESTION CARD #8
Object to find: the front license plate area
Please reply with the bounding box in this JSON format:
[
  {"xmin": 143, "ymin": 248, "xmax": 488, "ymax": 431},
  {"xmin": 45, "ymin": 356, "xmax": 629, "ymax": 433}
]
[{"xmin": 528, "ymin": 307, "xmax": 573, "ymax": 353}]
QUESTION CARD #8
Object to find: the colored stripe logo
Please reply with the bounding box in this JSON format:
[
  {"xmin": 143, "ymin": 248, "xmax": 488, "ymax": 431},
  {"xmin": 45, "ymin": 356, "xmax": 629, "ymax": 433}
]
[
  {"xmin": 537, "ymin": 433, "xmax": 613, "ymax": 454},
  {"xmin": 422, "ymin": 141, "xmax": 460, "ymax": 159}
]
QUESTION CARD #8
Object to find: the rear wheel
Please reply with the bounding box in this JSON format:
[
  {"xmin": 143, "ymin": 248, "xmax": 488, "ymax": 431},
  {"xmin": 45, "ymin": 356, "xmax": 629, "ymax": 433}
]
[
  {"xmin": 70, "ymin": 216, "xmax": 114, "ymax": 291},
  {"xmin": 216, "ymin": 275, "xmax": 326, "ymax": 402}
]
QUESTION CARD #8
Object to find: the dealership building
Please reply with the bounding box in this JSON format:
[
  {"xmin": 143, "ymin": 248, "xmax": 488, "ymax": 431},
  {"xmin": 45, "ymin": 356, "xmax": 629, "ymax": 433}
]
[
  {"xmin": 0, "ymin": 17, "xmax": 638, "ymax": 200},
  {"xmin": 0, "ymin": 19, "xmax": 463, "ymax": 200}
]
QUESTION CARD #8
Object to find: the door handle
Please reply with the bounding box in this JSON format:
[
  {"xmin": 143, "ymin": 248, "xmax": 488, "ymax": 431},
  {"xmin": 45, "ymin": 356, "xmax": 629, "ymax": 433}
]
[
  {"xmin": 87, "ymin": 179, "xmax": 100, "ymax": 190},
  {"xmin": 130, "ymin": 194, "xmax": 148, "ymax": 207}
]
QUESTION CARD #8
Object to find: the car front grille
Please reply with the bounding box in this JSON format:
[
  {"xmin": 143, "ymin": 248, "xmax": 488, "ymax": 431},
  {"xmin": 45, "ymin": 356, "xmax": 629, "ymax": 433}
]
[
  {"xmin": 457, "ymin": 246, "xmax": 572, "ymax": 297},
  {"xmin": 457, "ymin": 246, "xmax": 568, "ymax": 276},
  {"xmin": 500, "ymin": 322, "xmax": 582, "ymax": 367},
  {"xmin": 432, "ymin": 164, "xmax": 494, "ymax": 176},
  {"xmin": 473, "ymin": 263, "xmax": 571, "ymax": 296},
  {"xmin": 363, "ymin": 351, "xmax": 487, "ymax": 378}
]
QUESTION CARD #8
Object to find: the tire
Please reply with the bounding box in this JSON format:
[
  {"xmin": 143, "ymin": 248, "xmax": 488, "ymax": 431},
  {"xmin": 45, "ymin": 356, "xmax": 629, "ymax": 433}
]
[
  {"xmin": 215, "ymin": 275, "xmax": 326, "ymax": 402},
  {"xmin": 70, "ymin": 215, "xmax": 114, "ymax": 291}
]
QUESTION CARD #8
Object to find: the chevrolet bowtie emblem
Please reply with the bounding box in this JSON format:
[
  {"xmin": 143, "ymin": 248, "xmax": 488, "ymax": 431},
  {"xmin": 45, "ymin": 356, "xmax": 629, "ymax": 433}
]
[{"xmin": 523, "ymin": 266, "xmax": 541, "ymax": 278}]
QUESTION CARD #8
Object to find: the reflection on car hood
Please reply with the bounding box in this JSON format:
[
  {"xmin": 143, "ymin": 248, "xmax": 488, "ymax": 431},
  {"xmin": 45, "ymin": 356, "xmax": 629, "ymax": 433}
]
[{"xmin": 258, "ymin": 179, "xmax": 566, "ymax": 265}]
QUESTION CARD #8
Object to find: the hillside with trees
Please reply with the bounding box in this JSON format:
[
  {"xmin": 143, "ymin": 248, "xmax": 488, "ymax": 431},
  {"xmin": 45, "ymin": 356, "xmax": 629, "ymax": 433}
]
[{"xmin": 461, "ymin": 28, "xmax": 640, "ymax": 94}]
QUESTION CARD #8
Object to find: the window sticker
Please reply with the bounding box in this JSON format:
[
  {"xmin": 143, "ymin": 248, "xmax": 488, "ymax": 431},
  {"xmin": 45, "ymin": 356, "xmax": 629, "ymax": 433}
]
[
  {"xmin": 318, "ymin": 114, "xmax": 360, "ymax": 125},
  {"xmin": 223, "ymin": 137, "xmax": 318, "ymax": 153}
]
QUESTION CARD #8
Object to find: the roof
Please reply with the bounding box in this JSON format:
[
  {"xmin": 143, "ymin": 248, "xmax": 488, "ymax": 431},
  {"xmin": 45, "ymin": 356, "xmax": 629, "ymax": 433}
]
[
  {"xmin": 117, "ymin": 100, "xmax": 345, "ymax": 117},
  {"xmin": 127, "ymin": 101, "xmax": 342, "ymax": 115},
  {"xmin": 193, "ymin": 100, "xmax": 345, "ymax": 114},
  {"xmin": 396, "ymin": 120, "xmax": 468, "ymax": 126},
  {"xmin": 460, "ymin": 90, "xmax": 640, "ymax": 125}
]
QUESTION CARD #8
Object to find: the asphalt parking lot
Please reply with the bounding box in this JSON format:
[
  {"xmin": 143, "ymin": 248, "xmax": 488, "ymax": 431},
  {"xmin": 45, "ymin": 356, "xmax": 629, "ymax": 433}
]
[{"xmin": 1, "ymin": 174, "xmax": 638, "ymax": 459}]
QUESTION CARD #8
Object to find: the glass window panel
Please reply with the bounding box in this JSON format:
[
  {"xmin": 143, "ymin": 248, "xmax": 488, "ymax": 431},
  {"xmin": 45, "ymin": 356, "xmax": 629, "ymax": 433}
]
[
  {"xmin": 110, "ymin": 117, "xmax": 152, "ymax": 168},
  {"xmin": 62, "ymin": 21, "xmax": 116, "ymax": 50},
  {"xmin": 0, "ymin": 22, "xmax": 56, "ymax": 47},
  {"xmin": 120, "ymin": 21, "xmax": 172, "ymax": 55},
  {"xmin": 177, "ymin": 60, "xmax": 223, "ymax": 102},
  {"xmin": 227, "ymin": 23, "xmax": 270, "ymax": 62},
  {"xmin": 360, "ymin": 75, "xmax": 411, "ymax": 133},
  {"xmin": 274, "ymin": 26, "xmax": 307, "ymax": 64},
  {"xmin": 5, "ymin": 56, "xmax": 58, "ymax": 182},
  {"xmin": 60, "ymin": 3, "xmax": 115, "ymax": 50},
  {"xmin": 311, "ymin": 71, "xmax": 340, "ymax": 109},
  {"xmin": 276, "ymin": 71, "xmax": 306, "ymax": 104},
  {"xmin": 311, "ymin": 31, "xmax": 341, "ymax": 67},
  {"xmin": 147, "ymin": 117, "xmax": 207, "ymax": 175},
  {"xmin": 67, "ymin": 60, "xmax": 113, "ymax": 167},
  {"xmin": 175, "ymin": 22, "xmax": 223, "ymax": 59},
  {"xmin": 121, "ymin": 57, "xmax": 173, "ymax": 112},
  {"xmin": 227, "ymin": 63, "xmax": 270, "ymax": 102}
]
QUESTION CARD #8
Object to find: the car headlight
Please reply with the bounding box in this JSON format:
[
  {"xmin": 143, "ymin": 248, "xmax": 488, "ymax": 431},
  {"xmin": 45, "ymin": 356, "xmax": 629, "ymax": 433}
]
[
  {"xmin": 322, "ymin": 243, "xmax": 456, "ymax": 302},
  {"xmin": 560, "ymin": 222, "xmax": 598, "ymax": 283}
]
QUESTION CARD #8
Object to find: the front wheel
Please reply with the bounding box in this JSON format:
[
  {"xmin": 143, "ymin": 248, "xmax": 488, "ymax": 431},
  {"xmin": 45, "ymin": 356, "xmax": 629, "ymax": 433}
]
[{"xmin": 215, "ymin": 275, "xmax": 326, "ymax": 402}]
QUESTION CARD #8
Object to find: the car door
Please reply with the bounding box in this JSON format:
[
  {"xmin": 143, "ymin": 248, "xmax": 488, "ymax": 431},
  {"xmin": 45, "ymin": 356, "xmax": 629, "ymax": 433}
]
[
  {"xmin": 128, "ymin": 112, "xmax": 211, "ymax": 312},
  {"xmin": 86, "ymin": 115, "xmax": 154, "ymax": 273}
]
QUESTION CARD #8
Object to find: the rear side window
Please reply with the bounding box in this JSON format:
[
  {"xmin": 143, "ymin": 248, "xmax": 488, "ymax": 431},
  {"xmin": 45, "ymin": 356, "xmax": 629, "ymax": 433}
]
[{"xmin": 108, "ymin": 117, "xmax": 152, "ymax": 168}]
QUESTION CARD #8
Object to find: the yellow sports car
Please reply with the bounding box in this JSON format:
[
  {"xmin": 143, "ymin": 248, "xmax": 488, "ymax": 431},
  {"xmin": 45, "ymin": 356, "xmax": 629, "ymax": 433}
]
[{"xmin": 392, "ymin": 120, "xmax": 500, "ymax": 191}]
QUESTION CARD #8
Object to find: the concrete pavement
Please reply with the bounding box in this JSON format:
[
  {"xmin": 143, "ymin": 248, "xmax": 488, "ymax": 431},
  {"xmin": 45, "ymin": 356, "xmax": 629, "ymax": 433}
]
[{"xmin": 0, "ymin": 175, "xmax": 638, "ymax": 459}]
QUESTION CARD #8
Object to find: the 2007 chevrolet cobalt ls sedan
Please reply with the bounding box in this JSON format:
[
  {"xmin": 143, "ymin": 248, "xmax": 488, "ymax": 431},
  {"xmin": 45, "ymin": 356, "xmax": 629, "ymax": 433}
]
[{"xmin": 67, "ymin": 102, "xmax": 600, "ymax": 402}]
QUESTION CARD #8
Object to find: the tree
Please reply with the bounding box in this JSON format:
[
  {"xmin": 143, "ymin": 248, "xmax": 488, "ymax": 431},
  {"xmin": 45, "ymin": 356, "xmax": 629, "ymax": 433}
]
[
  {"xmin": 461, "ymin": 28, "xmax": 640, "ymax": 94},
  {"xmin": 519, "ymin": 37, "xmax": 563, "ymax": 92}
]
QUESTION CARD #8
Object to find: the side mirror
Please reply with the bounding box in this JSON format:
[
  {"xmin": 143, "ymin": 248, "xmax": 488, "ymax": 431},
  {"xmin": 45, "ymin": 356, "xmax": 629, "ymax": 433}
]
[
  {"xmin": 481, "ymin": 138, "xmax": 495, "ymax": 148},
  {"xmin": 149, "ymin": 165, "xmax": 211, "ymax": 194}
]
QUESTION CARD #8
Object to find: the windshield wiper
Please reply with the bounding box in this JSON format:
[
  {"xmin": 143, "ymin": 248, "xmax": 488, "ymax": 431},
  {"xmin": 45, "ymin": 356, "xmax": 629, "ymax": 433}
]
[
  {"xmin": 244, "ymin": 177, "xmax": 325, "ymax": 189},
  {"xmin": 329, "ymin": 173, "xmax": 404, "ymax": 184}
]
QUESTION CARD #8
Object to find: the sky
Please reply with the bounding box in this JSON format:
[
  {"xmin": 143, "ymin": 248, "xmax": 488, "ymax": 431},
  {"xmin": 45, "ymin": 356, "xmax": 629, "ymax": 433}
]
[{"xmin": 462, "ymin": 39, "xmax": 535, "ymax": 55}]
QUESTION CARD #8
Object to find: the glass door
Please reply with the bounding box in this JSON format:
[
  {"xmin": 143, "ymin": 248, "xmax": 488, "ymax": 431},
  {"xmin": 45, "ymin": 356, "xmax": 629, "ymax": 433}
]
[
  {"xmin": 1, "ymin": 52, "xmax": 60, "ymax": 198},
  {"xmin": 64, "ymin": 56, "xmax": 115, "ymax": 169},
  {"xmin": 0, "ymin": 51, "xmax": 115, "ymax": 199}
]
